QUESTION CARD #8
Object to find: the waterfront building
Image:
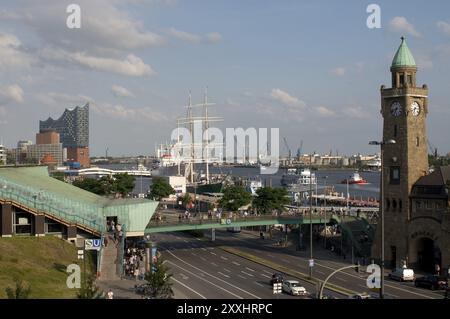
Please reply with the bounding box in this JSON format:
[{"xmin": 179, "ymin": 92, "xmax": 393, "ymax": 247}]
[
  {"xmin": 39, "ymin": 103, "xmax": 90, "ymax": 167},
  {"xmin": 0, "ymin": 144, "xmax": 6, "ymax": 165}
]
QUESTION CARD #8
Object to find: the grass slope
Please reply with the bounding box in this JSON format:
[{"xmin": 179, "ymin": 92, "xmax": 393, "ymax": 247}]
[{"xmin": 0, "ymin": 236, "xmax": 95, "ymax": 299}]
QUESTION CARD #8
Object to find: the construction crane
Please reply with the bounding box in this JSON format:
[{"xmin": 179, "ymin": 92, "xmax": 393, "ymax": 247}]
[
  {"xmin": 296, "ymin": 140, "xmax": 303, "ymax": 158},
  {"xmin": 427, "ymin": 139, "xmax": 438, "ymax": 158},
  {"xmin": 283, "ymin": 137, "xmax": 291, "ymax": 160}
]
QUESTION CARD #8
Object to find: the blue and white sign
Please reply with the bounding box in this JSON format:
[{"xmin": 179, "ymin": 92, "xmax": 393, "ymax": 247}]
[{"xmin": 85, "ymin": 239, "xmax": 101, "ymax": 251}]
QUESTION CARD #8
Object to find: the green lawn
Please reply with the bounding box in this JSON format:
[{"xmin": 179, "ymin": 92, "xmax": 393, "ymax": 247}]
[{"xmin": 0, "ymin": 236, "xmax": 96, "ymax": 299}]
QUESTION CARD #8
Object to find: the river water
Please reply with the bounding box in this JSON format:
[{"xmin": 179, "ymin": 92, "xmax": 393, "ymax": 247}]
[{"xmin": 99, "ymin": 164, "xmax": 380, "ymax": 199}]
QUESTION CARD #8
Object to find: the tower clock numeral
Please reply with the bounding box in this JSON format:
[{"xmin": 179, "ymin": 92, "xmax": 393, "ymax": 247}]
[{"xmin": 390, "ymin": 102, "xmax": 402, "ymax": 117}]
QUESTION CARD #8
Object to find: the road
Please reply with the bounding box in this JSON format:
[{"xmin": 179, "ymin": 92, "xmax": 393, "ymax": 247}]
[
  {"xmin": 153, "ymin": 232, "xmax": 344, "ymax": 299},
  {"xmin": 202, "ymin": 228, "xmax": 445, "ymax": 299}
]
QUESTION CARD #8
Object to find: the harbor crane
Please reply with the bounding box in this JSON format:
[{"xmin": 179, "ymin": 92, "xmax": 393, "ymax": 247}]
[
  {"xmin": 427, "ymin": 139, "xmax": 438, "ymax": 158},
  {"xmin": 296, "ymin": 140, "xmax": 303, "ymax": 158},
  {"xmin": 283, "ymin": 137, "xmax": 292, "ymax": 160}
]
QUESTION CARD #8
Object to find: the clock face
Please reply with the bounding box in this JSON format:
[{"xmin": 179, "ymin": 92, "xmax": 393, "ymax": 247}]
[
  {"xmin": 390, "ymin": 102, "xmax": 402, "ymax": 117},
  {"xmin": 410, "ymin": 101, "xmax": 420, "ymax": 116}
]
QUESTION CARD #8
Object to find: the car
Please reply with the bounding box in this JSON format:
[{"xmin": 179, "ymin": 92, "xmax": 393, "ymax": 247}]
[
  {"xmin": 388, "ymin": 268, "xmax": 415, "ymax": 282},
  {"xmin": 349, "ymin": 293, "xmax": 371, "ymax": 299},
  {"xmin": 414, "ymin": 275, "xmax": 448, "ymax": 290},
  {"xmin": 270, "ymin": 273, "xmax": 284, "ymax": 285},
  {"xmin": 282, "ymin": 280, "xmax": 308, "ymax": 296}
]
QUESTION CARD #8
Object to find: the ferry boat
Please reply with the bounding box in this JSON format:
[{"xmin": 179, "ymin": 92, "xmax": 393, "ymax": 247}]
[
  {"xmin": 341, "ymin": 172, "xmax": 369, "ymax": 185},
  {"xmin": 281, "ymin": 168, "xmax": 317, "ymax": 187}
]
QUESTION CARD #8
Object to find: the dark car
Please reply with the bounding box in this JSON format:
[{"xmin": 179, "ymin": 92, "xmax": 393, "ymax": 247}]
[
  {"xmin": 270, "ymin": 273, "xmax": 284, "ymax": 285},
  {"xmin": 414, "ymin": 275, "xmax": 448, "ymax": 290},
  {"xmin": 134, "ymin": 284, "xmax": 148, "ymax": 295}
]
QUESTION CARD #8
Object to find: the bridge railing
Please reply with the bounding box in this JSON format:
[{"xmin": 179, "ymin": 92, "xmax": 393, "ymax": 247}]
[
  {"xmin": 0, "ymin": 177, "xmax": 104, "ymax": 232},
  {"xmin": 147, "ymin": 212, "xmax": 330, "ymax": 229}
]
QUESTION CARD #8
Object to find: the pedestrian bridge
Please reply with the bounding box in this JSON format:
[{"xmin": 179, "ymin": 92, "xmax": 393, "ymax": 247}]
[{"xmin": 145, "ymin": 214, "xmax": 332, "ymax": 234}]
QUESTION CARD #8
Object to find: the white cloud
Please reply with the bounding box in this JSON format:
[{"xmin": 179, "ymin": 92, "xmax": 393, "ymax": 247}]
[
  {"xmin": 111, "ymin": 85, "xmax": 135, "ymax": 98},
  {"xmin": 205, "ymin": 32, "xmax": 222, "ymax": 43},
  {"xmin": 0, "ymin": 84, "xmax": 24, "ymax": 104},
  {"xmin": 2, "ymin": 1, "xmax": 166, "ymax": 55},
  {"xmin": 315, "ymin": 106, "xmax": 336, "ymax": 117},
  {"xmin": 167, "ymin": 28, "xmax": 201, "ymax": 44},
  {"xmin": 91, "ymin": 102, "xmax": 168, "ymax": 122},
  {"xmin": 437, "ymin": 21, "xmax": 450, "ymax": 36},
  {"xmin": 0, "ymin": 32, "xmax": 35, "ymax": 69},
  {"xmin": 167, "ymin": 28, "xmax": 222, "ymax": 44},
  {"xmin": 342, "ymin": 106, "xmax": 371, "ymax": 119},
  {"xmin": 330, "ymin": 67, "xmax": 346, "ymax": 76},
  {"xmin": 39, "ymin": 48, "xmax": 155, "ymax": 77},
  {"xmin": 225, "ymin": 98, "xmax": 240, "ymax": 107},
  {"xmin": 389, "ymin": 17, "xmax": 421, "ymax": 37},
  {"xmin": 270, "ymin": 89, "xmax": 305, "ymax": 108}
]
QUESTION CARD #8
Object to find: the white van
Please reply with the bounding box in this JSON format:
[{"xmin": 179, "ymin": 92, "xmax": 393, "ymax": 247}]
[{"xmin": 388, "ymin": 268, "xmax": 415, "ymax": 282}]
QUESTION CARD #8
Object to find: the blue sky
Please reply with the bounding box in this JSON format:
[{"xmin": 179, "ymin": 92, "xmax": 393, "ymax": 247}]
[{"xmin": 0, "ymin": 0, "xmax": 449, "ymax": 156}]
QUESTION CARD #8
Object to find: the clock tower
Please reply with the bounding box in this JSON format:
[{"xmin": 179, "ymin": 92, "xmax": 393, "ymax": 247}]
[{"xmin": 373, "ymin": 37, "xmax": 429, "ymax": 268}]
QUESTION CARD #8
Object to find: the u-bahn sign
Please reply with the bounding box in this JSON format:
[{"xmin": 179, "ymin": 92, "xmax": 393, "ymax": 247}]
[{"xmin": 84, "ymin": 239, "xmax": 102, "ymax": 251}]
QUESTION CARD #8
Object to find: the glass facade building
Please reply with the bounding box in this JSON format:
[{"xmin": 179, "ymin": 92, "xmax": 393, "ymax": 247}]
[{"xmin": 39, "ymin": 103, "xmax": 89, "ymax": 148}]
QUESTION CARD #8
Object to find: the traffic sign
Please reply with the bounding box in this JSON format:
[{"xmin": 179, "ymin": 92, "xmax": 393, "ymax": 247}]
[
  {"xmin": 84, "ymin": 238, "xmax": 102, "ymax": 251},
  {"xmin": 309, "ymin": 259, "xmax": 314, "ymax": 267},
  {"xmin": 226, "ymin": 219, "xmax": 231, "ymax": 225},
  {"xmin": 77, "ymin": 249, "xmax": 84, "ymax": 260}
]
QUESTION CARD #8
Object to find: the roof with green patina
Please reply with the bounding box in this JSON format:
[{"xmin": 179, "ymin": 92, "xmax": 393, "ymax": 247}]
[{"xmin": 392, "ymin": 37, "xmax": 416, "ymax": 68}]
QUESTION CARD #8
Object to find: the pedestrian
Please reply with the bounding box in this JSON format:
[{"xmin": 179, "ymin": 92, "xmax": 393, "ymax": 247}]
[
  {"xmin": 107, "ymin": 290, "xmax": 114, "ymax": 299},
  {"xmin": 134, "ymin": 268, "xmax": 139, "ymax": 281},
  {"xmin": 436, "ymin": 264, "xmax": 441, "ymax": 275}
]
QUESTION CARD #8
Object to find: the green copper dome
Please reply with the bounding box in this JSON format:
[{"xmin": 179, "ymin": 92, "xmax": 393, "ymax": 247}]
[{"xmin": 391, "ymin": 37, "xmax": 416, "ymax": 68}]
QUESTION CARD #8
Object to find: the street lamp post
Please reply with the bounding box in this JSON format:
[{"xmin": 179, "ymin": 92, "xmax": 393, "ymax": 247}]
[
  {"xmin": 323, "ymin": 176, "xmax": 328, "ymax": 249},
  {"xmin": 369, "ymin": 139, "xmax": 396, "ymax": 299},
  {"xmin": 309, "ymin": 153, "xmax": 313, "ymax": 279}
]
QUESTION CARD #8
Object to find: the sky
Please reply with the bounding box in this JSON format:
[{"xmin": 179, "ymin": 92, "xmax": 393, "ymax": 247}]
[{"xmin": 0, "ymin": 0, "xmax": 449, "ymax": 157}]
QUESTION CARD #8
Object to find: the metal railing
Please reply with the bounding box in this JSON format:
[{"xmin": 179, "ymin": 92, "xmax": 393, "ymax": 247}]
[{"xmin": 0, "ymin": 177, "xmax": 104, "ymax": 232}]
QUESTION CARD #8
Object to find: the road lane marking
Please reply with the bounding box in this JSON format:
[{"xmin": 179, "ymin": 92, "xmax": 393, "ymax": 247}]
[
  {"xmin": 238, "ymin": 275, "xmax": 247, "ymax": 280},
  {"xmin": 220, "ymin": 256, "xmax": 229, "ymax": 261},
  {"xmin": 223, "ymin": 268, "xmax": 231, "ymax": 273},
  {"xmin": 263, "ymin": 270, "xmax": 272, "ymax": 275},
  {"xmin": 232, "ymin": 261, "xmax": 241, "ymax": 266},
  {"xmin": 241, "ymin": 271, "xmax": 254, "ymax": 277},
  {"xmin": 183, "ymin": 240, "xmax": 188, "ymax": 243},
  {"xmin": 210, "ymin": 262, "xmax": 218, "ymax": 266},
  {"xmin": 167, "ymin": 261, "xmax": 243, "ymax": 299},
  {"xmin": 335, "ymin": 276, "xmax": 346, "ymax": 282},
  {"xmin": 201, "ymin": 248, "xmax": 207, "ymax": 251},
  {"xmin": 180, "ymin": 273, "xmax": 189, "ymax": 280},
  {"xmin": 165, "ymin": 249, "xmax": 261, "ymax": 299},
  {"xmin": 171, "ymin": 277, "xmax": 206, "ymax": 299},
  {"xmin": 254, "ymin": 282, "xmax": 264, "ymax": 287},
  {"xmin": 261, "ymin": 274, "xmax": 271, "ymax": 279},
  {"xmin": 210, "ymin": 252, "xmax": 217, "ymax": 256},
  {"xmin": 314, "ymin": 261, "xmax": 436, "ymax": 299},
  {"xmin": 200, "ymin": 257, "xmax": 207, "ymax": 261},
  {"xmin": 218, "ymin": 272, "xmax": 230, "ymax": 278},
  {"xmin": 191, "ymin": 252, "xmax": 197, "ymax": 256},
  {"xmin": 245, "ymin": 267, "xmax": 255, "ymax": 272}
]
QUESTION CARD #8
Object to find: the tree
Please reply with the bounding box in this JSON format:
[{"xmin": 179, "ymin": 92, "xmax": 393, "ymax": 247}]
[
  {"xmin": 5, "ymin": 278, "xmax": 31, "ymax": 299},
  {"xmin": 77, "ymin": 275, "xmax": 104, "ymax": 299},
  {"xmin": 180, "ymin": 193, "xmax": 193, "ymax": 209},
  {"xmin": 149, "ymin": 177, "xmax": 175, "ymax": 200},
  {"xmin": 252, "ymin": 187, "xmax": 290, "ymax": 215},
  {"xmin": 113, "ymin": 173, "xmax": 136, "ymax": 196},
  {"xmin": 218, "ymin": 185, "xmax": 252, "ymax": 211},
  {"xmin": 143, "ymin": 257, "xmax": 174, "ymax": 299}
]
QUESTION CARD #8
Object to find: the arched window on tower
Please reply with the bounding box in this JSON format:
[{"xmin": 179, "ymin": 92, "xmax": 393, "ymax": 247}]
[
  {"xmin": 392, "ymin": 199, "xmax": 397, "ymax": 211},
  {"xmin": 386, "ymin": 199, "xmax": 391, "ymax": 212},
  {"xmin": 416, "ymin": 137, "xmax": 419, "ymax": 147},
  {"xmin": 394, "ymin": 125, "xmax": 398, "ymax": 137},
  {"xmin": 399, "ymin": 199, "xmax": 402, "ymax": 211}
]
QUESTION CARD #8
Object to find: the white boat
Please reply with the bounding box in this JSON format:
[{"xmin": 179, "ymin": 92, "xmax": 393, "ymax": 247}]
[{"xmin": 281, "ymin": 168, "xmax": 317, "ymax": 186}]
